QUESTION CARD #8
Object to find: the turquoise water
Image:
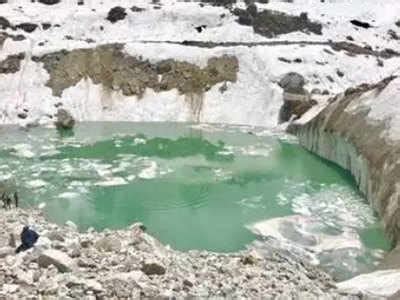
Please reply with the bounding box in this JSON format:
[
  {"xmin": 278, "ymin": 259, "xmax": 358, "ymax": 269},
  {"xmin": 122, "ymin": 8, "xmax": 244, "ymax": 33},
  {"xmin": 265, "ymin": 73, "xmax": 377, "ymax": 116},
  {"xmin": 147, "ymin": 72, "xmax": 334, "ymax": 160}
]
[{"xmin": 0, "ymin": 123, "xmax": 389, "ymax": 259}]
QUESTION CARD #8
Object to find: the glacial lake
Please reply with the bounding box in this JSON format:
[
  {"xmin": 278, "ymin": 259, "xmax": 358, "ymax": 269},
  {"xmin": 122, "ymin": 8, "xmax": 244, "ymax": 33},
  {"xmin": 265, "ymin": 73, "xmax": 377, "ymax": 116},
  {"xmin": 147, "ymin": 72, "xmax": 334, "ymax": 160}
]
[{"xmin": 0, "ymin": 122, "xmax": 390, "ymax": 279}]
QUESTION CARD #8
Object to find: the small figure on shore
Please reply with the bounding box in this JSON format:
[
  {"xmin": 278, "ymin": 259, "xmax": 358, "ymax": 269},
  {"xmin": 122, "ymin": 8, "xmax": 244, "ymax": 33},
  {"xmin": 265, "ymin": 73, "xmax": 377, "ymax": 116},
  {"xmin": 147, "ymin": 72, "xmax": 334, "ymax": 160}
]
[
  {"xmin": 15, "ymin": 226, "xmax": 39, "ymax": 253},
  {"xmin": 5, "ymin": 195, "xmax": 12, "ymax": 209},
  {"xmin": 8, "ymin": 233, "xmax": 16, "ymax": 248},
  {"xmin": 1, "ymin": 193, "xmax": 6, "ymax": 209},
  {"xmin": 1, "ymin": 193, "xmax": 12, "ymax": 209},
  {"xmin": 14, "ymin": 192, "xmax": 19, "ymax": 208}
]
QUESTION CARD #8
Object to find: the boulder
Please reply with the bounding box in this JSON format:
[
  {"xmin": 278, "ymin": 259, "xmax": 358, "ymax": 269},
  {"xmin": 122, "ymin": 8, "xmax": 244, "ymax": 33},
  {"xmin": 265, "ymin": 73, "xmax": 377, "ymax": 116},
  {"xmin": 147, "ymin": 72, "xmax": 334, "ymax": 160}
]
[
  {"xmin": 16, "ymin": 23, "xmax": 38, "ymax": 33},
  {"xmin": 95, "ymin": 236, "xmax": 122, "ymax": 252},
  {"xmin": 0, "ymin": 54, "xmax": 25, "ymax": 74},
  {"xmin": 278, "ymin": 72, "xmax": 306, "ymax": 94},
  {"xmin": 37, "ymin": 249, "xmax": 75, "ymax": 272},
  {"xmin": 8, "ymin": 233, "xmax": 16, "ymax": 247},
  {"xmin": 0, "ymin": 247, "xmax": 14, "ymax": 258},
  {"xmin": 279, "ymin": 94, "xmax": 316, "ymax": 123},
  {"xmin": 38, "ymin": 0, "xmax": 60, "ymax": 4},
  {"xmin": 0, "ymin": 16, "xmax": 11, "ymax": 29},
  {"xmin": 106, "ymin": 7, "xmax": 127, "ymax": 23},
  {"xmin": 131, "ymin": 6, "xmax": 145, "ymax": 12},
  {"xmin": 16, "ymin": 269, "xmax": 34, "ymax": 285},
  {"xmin": 47, "ymin": 231, "xmax": 65, "ymax": 242},
  {"xmin": 141, "ymin": 262, "xmax": 166, "ymax": 276},
  {"xmin": 55, "ymin": 109, "xmax": 75, "ymax": 130},
  {"xmin": 278, "ymin": 72, "xmax": 316, "ymax": 122}
]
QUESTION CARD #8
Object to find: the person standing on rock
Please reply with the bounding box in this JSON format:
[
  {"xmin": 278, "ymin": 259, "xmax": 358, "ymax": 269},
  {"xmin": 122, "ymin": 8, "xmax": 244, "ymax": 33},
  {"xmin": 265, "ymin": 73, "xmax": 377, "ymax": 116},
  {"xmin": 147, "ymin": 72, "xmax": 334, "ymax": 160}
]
[
  {"xmin": 1, "ymin": 193, "xmax": 12, "ymax": 209},
  {"xmin": 1, "ymin": 193, "xmax": 6, "ymax": 209},
  {"xmin": 15, "ymin": 226, "xmax": 39, "ymax": 253},
  {"xmin": 14, "ymin": 192, "xmax": 18, "ymax": 208},
  {"xmin": 5, "ymin": 195, "xmax": 12, "ymax": 209}
]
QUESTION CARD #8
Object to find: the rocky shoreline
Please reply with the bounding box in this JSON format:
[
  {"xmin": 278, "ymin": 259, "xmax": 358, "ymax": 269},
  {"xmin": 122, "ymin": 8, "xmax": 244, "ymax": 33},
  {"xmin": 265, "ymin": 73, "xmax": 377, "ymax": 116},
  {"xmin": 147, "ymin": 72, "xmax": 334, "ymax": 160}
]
[{"xmin": 0, "ymin": 207, "xmax": 354, "ymax": 299}]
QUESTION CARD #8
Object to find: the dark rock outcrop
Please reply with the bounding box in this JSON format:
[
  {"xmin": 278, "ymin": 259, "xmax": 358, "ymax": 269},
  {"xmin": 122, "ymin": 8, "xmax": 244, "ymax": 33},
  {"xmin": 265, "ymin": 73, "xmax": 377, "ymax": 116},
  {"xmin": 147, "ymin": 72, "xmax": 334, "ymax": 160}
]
[
  {"xmin": 0, "ymin": 17, "xmax": 11, "ymax": 29},
  {"xmin": 16, "ymin": 23, "xmax": 38, "ymax": 33},
  {"xmin": 200, "ymin": 0, "xmax": 236, "ymax": 7},
  {"xmin": 106, "ymin": 7, "xmax": 127, "ymax": 23},
  {"xmin": 0, "ymin": 53, "xmax": 25, "ymax": 74},
  {"xmin": 55, "ymin": 109, "xmax": 75, "ymax": 130},
  {"xmin": 278, "ymin": 72, "xmax": 316, "ymax": 122},
  {"xmin": 350, "ymin": 19, "xmax": 372, "ymax": 29},
  {"xmin": 234, "ymin": 8, "xmax": 322, "ymax": 37},
  {"xmin": 279, "ymin": 72, "xmax": 306, "ymax": 94},
  {"xmin": 38, "ymin": 0, "xmax": 61, "ymax": 4},
  {"xmin": 279, "ymin": 95, "xmax": 316, "ymax": 123},
  {"xmin": 131, "ymin": 6, "xmax": 145, "ymax": 12}
]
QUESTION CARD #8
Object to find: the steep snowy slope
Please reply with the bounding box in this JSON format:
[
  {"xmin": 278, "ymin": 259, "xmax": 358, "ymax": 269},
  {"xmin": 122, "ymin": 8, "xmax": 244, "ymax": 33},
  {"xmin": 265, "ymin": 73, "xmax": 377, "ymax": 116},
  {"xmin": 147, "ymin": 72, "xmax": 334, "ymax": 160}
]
[{"xmin": 0, "ymin": 0, "xmax": 399, "ymax": 126}]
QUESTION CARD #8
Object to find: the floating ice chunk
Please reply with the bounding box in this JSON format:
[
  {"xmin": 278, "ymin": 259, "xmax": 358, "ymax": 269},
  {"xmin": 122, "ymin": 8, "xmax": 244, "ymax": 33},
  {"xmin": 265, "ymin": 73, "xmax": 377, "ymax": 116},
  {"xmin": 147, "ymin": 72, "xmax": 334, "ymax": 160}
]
[
  {"xmin": 111, "ymin": 161, "xmax": 131, "ymax": 173},
  {"xmin": 249, "ymin": 214, "xmax": 369, "ymax": 280},
  {"xmin": 133, "ymin": 137, "xmax": 146, "ymax": 145},
  {"xmin": 238, "ymin": 196, "xmax": 265, "ymax": 209},
  {"xmin": 217, "ymin": 149, "xmax": 234, "ymax": 156},
  {"xmin": 12, "ymin": 144, "xmax": 35, "ymax": 158},
  {"xmin": 138, "ymin": 161, "xmax": 158, "ymax": 179},
  {"xmin": 127, "ymin": 174, "xmax": 136, "ymax": 181},
  {"xmin": 190, "ymin": 123, "xmax": 220, "ymax": 132},
  {"xmin": 95, "ymin": 177, "xmax": 127, "ymax": 186},
  {"xmin": 94, "ymin": 164, "xmax": 113, "ymax": 177},
  {"xmin": 58, "ymin": 192, "xmax": 80, "ymax": 199},
  {"xmin": 0, "ymin": 173, "xmax": 12, "ymax": 181},
  {"xmin": 250, "ymin": 215, "xmax": 362, "ymax": 253},
  {"xmin": 241, "ymin": 145, "xmax": 272, "ymax": 157},
  {"xmin": 160, "ymin": 168, "xmax": 173, "ymax": 176},
  {"xmin": 27, "ymin": 179, "xmax": 47, "ymax": 188},
  {"xmin": 276, "ymin": 192, "xmax": 288, "ymax": 205}
]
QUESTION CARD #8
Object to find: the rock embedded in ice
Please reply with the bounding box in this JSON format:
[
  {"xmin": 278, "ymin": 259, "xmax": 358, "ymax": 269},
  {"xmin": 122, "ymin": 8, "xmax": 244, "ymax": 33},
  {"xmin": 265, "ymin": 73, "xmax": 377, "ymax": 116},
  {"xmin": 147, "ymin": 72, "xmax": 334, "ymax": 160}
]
[
  {"xmin": 55, "ymin": 109, "xmax": 75, "ymax": 130},
  {"xmin": 279, "ymin": 72, "xmax": 306, "ymax": 94},
  {"xmin": 278, "ymin": 72, "xmax": 316, "ymax": 122},
  {"xmin": 38, "ymin": 0, "xmax": 60, "ymax": 4},
  {"xmin": 106, "ymin": 7, "xmax": 127, "ymax": 24}
]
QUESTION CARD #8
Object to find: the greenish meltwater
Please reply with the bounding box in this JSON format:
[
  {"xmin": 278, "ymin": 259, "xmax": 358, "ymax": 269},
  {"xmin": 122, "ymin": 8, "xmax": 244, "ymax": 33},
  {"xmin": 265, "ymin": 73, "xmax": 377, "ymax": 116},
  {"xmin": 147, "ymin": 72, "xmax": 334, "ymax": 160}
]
[{"xmin": 0, "ymin": 122, "xmax": 390, "ymax": 279}]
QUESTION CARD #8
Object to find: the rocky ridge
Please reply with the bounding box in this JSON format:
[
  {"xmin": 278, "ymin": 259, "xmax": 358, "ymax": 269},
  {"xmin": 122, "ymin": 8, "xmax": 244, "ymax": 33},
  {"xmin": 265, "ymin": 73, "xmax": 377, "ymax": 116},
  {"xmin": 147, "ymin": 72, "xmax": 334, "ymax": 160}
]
[{"xmin": 0, "ymin": 208, "xmax": 350, "ymax": 299}]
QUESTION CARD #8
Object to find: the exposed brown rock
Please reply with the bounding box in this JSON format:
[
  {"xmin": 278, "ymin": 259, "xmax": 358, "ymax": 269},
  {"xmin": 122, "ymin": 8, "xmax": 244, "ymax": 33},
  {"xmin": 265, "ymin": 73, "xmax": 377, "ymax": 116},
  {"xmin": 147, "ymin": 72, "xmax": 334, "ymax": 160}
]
[
  {"xmin": 32, "ymin": 44, "xmax": 239, "ymax": 98},
  {"xmin": 233, "ymin": 8, "xmax": 322, "ymax": 38},
  {"xmin": 0, "ymin": 53, "xmax": 25, "ymax": 74}
]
